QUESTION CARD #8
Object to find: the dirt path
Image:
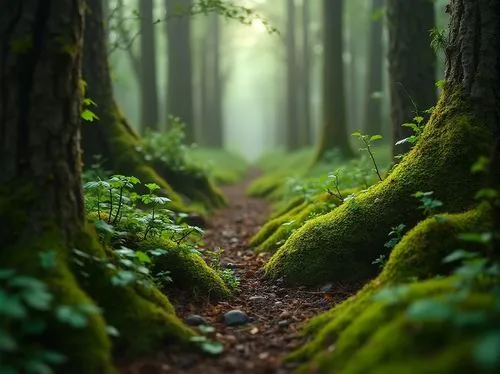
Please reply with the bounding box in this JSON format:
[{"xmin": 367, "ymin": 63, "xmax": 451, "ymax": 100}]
[{"xmin": 120, "ymin": 171, "xmax": 348, "ymax": 373}]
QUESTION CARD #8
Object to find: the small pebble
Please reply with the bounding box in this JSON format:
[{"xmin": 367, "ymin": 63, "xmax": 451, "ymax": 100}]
[
  {"xmin": 249, "ymin": 295, "xmax": 267, "ymax": 303},
  {"xmin": 223, "ymin": 310, "xmax": 249, "ymax": 326},
  {"xmin": 184, "ymin": 314, "xmax": 208, "ymax": 326},
  {"xmin": 278, "ymin": 320, "xmax": 291, "ymax": 328}
]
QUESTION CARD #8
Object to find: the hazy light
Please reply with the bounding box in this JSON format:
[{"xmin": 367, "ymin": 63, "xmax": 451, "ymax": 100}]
[{"xmin": 251, "ymin": 18, "xmax": 267, "ymax": 33}]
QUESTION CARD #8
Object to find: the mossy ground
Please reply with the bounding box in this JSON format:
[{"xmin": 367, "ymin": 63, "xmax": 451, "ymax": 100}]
[
  {"xmin": 0, "ymin": 187, "xmax": 199, "ymax": 371},
  {"xmin": 137, "ymin": 238, "xmax": 231, "ymax": 300},
  {"xmin": 288, "ymin": 205, "xmax": 497, "ymax": 373},
  {"xmin": 264, "ymin": 92, "xmax": 492, "ymax": 286}
]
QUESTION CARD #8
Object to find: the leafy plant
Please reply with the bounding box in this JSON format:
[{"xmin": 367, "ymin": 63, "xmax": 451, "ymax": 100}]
[
  {"xmin": 395, "ymin": 115, "xmax": 425, "ymax": 152},
  {"xmin": 351, "ymin": 132, "xmax": 383, "ymax": 181},
  {"xmin": 412, "ymin": 191, "xmax": 443, "ymax": 217},
  {"xmin": 205, "ymin": 248, "xmax": 240, "ymax": 290},
  {"xmin": 0, "ymin": 269, "xmax": 102, "ymax": 373},
  {"xmin": 189, "ymin": 324, "xmax": 224, "ymax": 355}
]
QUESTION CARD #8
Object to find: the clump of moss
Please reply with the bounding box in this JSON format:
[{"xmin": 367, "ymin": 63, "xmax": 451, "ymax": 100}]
[
  {"xmin": 137, "ymin": 238, "xmax": 231, "ymax": 300},
  {"xmin": 265, "ymin": 92, "xmax": 492, "ymax": 286},
  {"xmin": 288, "ymin": 203, "xmax": 496, "ymax": 373}
]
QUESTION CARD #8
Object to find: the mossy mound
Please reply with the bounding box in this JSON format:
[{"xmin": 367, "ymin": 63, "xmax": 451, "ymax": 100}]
[
  {"xmin": 150, "ymin": 161, "xmax": 227, "ymax": 213},
  {"xmin": 288, "ymin": 205, "xmax": 496, "ymax": 373},
  {"xmin": 292, "ymin": 277, "xmax": 499, "ymax": 374},
  {"xmin": 250, "ymin": 194, "xmax": 340, "ymax": 253},
  {"xmin": 137, "ymin": 239, "xmax": 231, "ymax": 300},
  {"xmin": 264, "ymin": 92, "xmax": 492, "ymax": 286}
]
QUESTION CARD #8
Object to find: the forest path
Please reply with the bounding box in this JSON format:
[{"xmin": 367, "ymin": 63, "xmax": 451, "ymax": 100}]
[{"xmin": 121, "ymin": 170, "xmax": 346, "ymax": 373}]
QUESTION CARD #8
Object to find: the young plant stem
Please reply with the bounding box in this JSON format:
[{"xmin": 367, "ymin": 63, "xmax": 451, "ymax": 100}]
[
  {"xmin": 107, "ymin": 188, "xmax": 113, "ymax": 223},
  {"xmin": 112, "ymin": 186, "xmax": 124, "ymax": 225},
  {"xmin": 362, "ymin": 137, "xmax": 383, "ymax": 181}
]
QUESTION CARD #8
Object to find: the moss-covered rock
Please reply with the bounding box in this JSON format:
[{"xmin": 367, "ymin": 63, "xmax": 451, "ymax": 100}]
[
  {"xmin": 137, "ymin": 238, "xmax": 231, "ymax": 300},
  {"xmin": 265, "ymin": 91, "xmax": 492, "ymax": 286}
]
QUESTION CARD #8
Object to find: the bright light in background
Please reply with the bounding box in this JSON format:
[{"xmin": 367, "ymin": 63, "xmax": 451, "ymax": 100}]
[{"xmin": 251, "ymin": 18, "xmax": 267, "ymax": 33}]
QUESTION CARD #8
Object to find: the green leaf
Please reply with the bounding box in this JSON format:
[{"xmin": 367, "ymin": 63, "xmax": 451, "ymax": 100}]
[
  {"xmin": 40, "ymin": 351, "xmax": 67, "ymax": 365},
  {"xmin": 0, "ymin": 294, "xmax": 27, "ymax": 318},
  {"xmin": 351, "ymin": 131, "xmax": 362, "ymax": 137},
  {"xmin": 0, "ymin": 331, "xmax": 17, "ymax": 351},
  {"xmin": 443, "ymin": 249, "xmax": 479, "ymax": 263},
  {"xmin": 39, "ymin": 250, "xmax": 57, "ymax": 269},
  {"xmin": 200, "ymin": 340, "xmax": 224, "ymax": 355},
  {"xmin": 56, "ymin": 306, "xmax": 88, "ymax": 328},
  {"xmin": 474, "ymin": 331, "xmax": 500, "ymax": 369},
  {"xmin": 458, "ymin": 232, "xmax": 493, "ymax": 244},
  {"xmin": 135, "ymin": 251, "xmax": 151, "ymax": 264},
  {"xmin": 145, "ymin": 183, "xmax": 160, "ymax": 191},
  {"xmin": 0, "ymin": 269, "xmax": 16, "ymax": 279},
  {"xmin": 106, "ymin": 325, "xmax": 120, "ymax": 337},
  {"xmin": 22, "ymin": 288, "xmax": 53, "ymax": 310},
  {"xmin": 81, "ymin": 109, "xmax": 99, "ymax": 122},
  {"xmin": 369, "ymin": 135, "xmax": 383, "ymax": 142},
  {"xmin": 406, "ymin": 299, "xmax": 453, "ymax": 321}
]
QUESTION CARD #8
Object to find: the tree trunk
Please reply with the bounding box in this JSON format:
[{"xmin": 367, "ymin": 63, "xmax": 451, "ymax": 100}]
[
  {"xmin": 140, "ymin": 0, "xmax": 160, "ymax": 131},
  {"xmin": 165, "ymin": 0, "xmax": 195, "ymax": 143},
  {"xmin": 363, "ymin": 0, "xmax": 384, "ymax": 135},
  {"xmin": 200, "ymin": 14, "xmax": 223, "ymax": 148},
  {"xmin": 266, "ymin": 0, "xmax": 500, "ymax": 286},
  {"xmin": 387, "ymin": 0, "xmax": 437, "ymax": 157},
  {"xmin": 315, "ymin": 0, "xmax": 354, "ymax": 162},
  {"xmin": 285, "ymin": 0, "xmax": 300, "ymax": 150}
]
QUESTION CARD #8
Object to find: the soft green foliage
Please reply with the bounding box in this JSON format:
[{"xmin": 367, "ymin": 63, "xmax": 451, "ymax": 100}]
[
  {"xmin": 83, "ymin": 174, "xmax": 230, "ymax": 299},
  {"xmin": 189, "ymin": 325, "xmax": 224, "ymax": 355},
  {"xmin": 140, "ymin": 120, "xmax": 227, "ymax": 211},
  {"xmin": 188, "ymin": 148, "xmax": 248, "ymax": 185},
  {"xmin": 204, "ymin": 248, "xmax": 241, "ymax": 290},
  {"xmin": 351, "ymin": 131, "xmax": 384, "ymax": 181}
]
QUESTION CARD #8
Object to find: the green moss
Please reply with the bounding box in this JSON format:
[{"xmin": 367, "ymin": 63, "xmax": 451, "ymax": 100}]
[
  {"xmin": 251, "ymin": 198, "xmax": 339, "ymax": 253},
  {"xmin": 265, "ymin": 92, "xmax": 492, "ymax": 286},
  {"xmin": 0, "ymin": 228, "xmax": 115, "ymax": 373},
  {"xmin": 73, "ymin": 229, "xmax": 195, "ymax": 356},
  {"xmin": 295, "ymin": 277, "xmax": 498, "ymax": 374},
  {"xmin": 137, "ymin": 238, "xmax": 231, "ymax": 300}
]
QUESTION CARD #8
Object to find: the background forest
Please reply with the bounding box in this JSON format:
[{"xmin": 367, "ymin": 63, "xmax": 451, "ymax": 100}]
[{"xmin": 1, "ymin": 0, "xmax": 499, "ymax": 374}]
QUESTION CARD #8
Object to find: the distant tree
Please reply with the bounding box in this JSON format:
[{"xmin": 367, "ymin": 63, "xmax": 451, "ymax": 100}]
[
  {"xmin": 165, "ymin": 0, "xmax": 195, "ymax": 143},
  {"xmin": 199, "ymin": 14, "xmax": 224, "ymax": 147},
  {"xmin": 315, "ymin": 0, "xmax": 354, "ymax": 162},
  {"xmin": 363, "ymin": 0, "xmax": 384, "ymax": 135},
  {"xmin": 285, "ymin": 0, "xmax": 300, "ymax": 150},
  {"xmin": 387, "ymin": 0, "xmax": 436, "ymax": 157},
  {"xmin": 299, "ymin": 0, "xmax": 312, "ymax": 146},
  {"xmin": 140, "ymin": 0, "xmax": 160, "ymax": 131}
]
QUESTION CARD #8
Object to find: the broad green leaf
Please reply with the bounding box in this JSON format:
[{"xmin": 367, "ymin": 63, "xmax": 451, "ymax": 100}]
[
  {"xmin": 81, "ymin": 109, "xmax": 99, "ymax": 122},
  {"xmin": 369, "ymin": 135, "xmax": 382, "ymax": 142},
  {"xmin": 474, "ymin": 331, "xmax": 500, "ymax": 369},
  {"xmin": 406, "ymin": 299, "xmax": 453, "ymax": 321}
]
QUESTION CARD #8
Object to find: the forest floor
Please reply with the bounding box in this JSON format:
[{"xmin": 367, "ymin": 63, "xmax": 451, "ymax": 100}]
[{"xmin": 119, "ymin": 170, "xmax": 356, "ymax": 373}]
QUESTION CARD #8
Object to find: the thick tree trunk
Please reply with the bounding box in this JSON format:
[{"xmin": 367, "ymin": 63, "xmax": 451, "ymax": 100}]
[
  {"xmin": 286, "ymin": 0, "xmax": 300, "ymax": 150},
  {"xmin": 387, "ymin": 0, "xmax": 437, "ymax": 157},
  {"xmin": 363, "ymin": 0, "xmax": 384, "ymax": 135},
  {"xmin": 165, "ymin": 0, "xmax": 195, "ymax": 143},
  {"xmin": 315, "ymin": 0, "xmax": 354, "ymax": 161},
  {"xmin": 140, "ymin": 0, "xmax": 160, "ymax": 131}
]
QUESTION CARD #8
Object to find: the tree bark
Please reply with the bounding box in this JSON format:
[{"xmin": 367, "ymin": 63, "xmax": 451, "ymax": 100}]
[
  {"xmin": 363, "ymin": 0, "xmax": 384, "ymax": 135},
  {"xmin": 387, "ymin": 0, "xmax": 437, "ymax": 157},
  {"xmin": 165, "ymin": 0, "xmax": 195, "ymax": 143},
  {"xmin": 315, "ymin": 0, "xmax": 354, "ymax": 161},
  {"xmin": 140, "ymin": 0, "xmax": 160, "ymax": 131}
]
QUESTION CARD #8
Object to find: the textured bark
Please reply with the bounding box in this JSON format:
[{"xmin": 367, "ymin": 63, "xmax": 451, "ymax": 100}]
[
  {"xmin": 0, "ymin": 0, "xmax": 85, "ymax": 239},
  {"xmin": 165, "ymin": 0, "xmax": 195, "ymax": 143},
  {"xmin": 315, "ymin": 0, "xmax": 354, "ymax": 161},
  {"xmin": 286, "ymin": 0, "xmax": 300, "ymax": 150},
  {"xmin": 140, "ymin": 0, "xmax": 159, "ymax": 131},
  {"xmin": 363, "ymin": 0, "xmax": 384, "ymax": 135},
  {"xmin": 387, "ymin": 0, "xmax": 436, "ymax": 157}
]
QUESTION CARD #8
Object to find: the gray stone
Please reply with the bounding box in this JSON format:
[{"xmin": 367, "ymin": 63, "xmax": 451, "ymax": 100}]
[
  {"xmin": 184, "ymin": 314, "xmax": 208, "ymax": 326},
  {"xmin": 223, "ymin": 309, "xmax": 249, "ymax": 326}
]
